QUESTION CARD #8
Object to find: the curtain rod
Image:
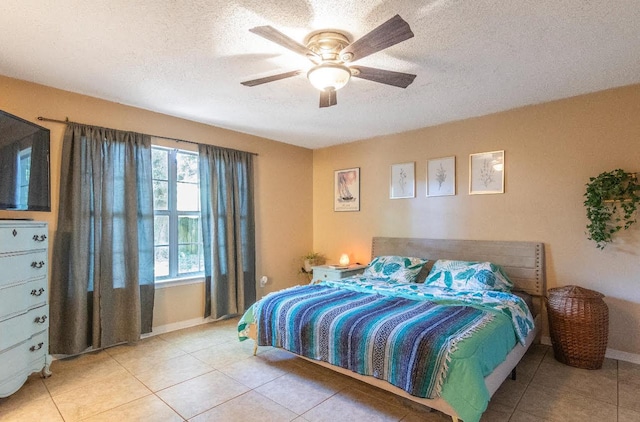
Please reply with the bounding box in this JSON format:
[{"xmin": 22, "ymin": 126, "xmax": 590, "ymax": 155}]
[{"xmin": 37, "ymin": 116, "xmax": 258, "ymax": 156}]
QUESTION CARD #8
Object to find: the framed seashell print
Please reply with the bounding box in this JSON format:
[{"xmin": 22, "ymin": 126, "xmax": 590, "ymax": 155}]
[{"xmin": 334, "ymin": 167, "xmax": 360, "ymax": 211}]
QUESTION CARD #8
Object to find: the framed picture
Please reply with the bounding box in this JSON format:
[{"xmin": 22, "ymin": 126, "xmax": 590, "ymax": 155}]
[
  {"xmin": 390, "ymin": 162, "xmax": 415, "ymax": 199},
  {"xmin": 427, "ymin": 156, "xmax": 456, "ymax": 197},
  {"xmin": 469, "ymin": 150, "xmax": 505, "ymax": 194},
  {"xmin": 334, "ymin": 167, "xmax": 360, "ymax": 211}
]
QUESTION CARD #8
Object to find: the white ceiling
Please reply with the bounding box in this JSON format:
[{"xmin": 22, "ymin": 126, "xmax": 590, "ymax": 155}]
[{"xmin": 1, "ymin": 1, "xmax": 639, "ymax": 149}]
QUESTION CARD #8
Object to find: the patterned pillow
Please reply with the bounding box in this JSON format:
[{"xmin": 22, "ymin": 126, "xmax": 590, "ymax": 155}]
[
  {"xmin": 425, "ymin": 260, "xmax": 514, "ymax": 292},
  {"xmin": 363, "ymin": 255, "xmax": 428, "ymax": 283}
]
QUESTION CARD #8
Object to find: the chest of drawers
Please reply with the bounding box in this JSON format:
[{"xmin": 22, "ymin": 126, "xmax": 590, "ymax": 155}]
[{"xmin": 0, "ymin": 221, "xmax": 51, "ymax": 397}]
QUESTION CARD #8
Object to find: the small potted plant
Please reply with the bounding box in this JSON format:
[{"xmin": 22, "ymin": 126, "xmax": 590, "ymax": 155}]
[
  {"xmin": 301, "ymin": 252, "xmax": 326, "ymax": 274},
  {"xmin": 584, "ymin": 169, "xmax": 640, "ymax": 249}
]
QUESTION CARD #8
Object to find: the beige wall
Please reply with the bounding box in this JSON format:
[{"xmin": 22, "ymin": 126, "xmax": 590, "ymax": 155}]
[
  {"xmin": 313, "ymin": 84, "xmax": 640, "ymax": 355},
  {"xmin": 0, "ymin": 75, "xmax": 313, "ymax": 328},
  {"xmin": 3, "ymin": 74, "xmax": 638, "ymax": 355}
]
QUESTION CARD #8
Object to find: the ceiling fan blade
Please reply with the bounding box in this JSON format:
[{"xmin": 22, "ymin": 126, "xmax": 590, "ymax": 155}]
[
  {"xmin": 340, "ymin": 15, "xmax": 414, "ymax": 63},
  {"xmin": 319, "ymin": 88, "xmax": 337, "ymax": 108},
  {"xmin": 249, "ymin": 26, "xmax": 318, "ymax": 60},
  {"xmin": 241, "ymin": 70, "xmax": 303, "ymax": 87},
  {"xmin": 351, "ymin": 66, "xmax": 416, "ymax": 88}
]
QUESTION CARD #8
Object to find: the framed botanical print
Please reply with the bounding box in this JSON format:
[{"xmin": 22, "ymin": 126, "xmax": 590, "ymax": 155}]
[
  {"xmin": 427, "ymin": 156, "xmax": 456, "ymax": 197},
  {"xmin": 469, "ymin": 150, "xmax": 505, "ymax": 194},
  {"xmin": 390, "ymin": 162, "xmax": 415, "ymax": 199}
]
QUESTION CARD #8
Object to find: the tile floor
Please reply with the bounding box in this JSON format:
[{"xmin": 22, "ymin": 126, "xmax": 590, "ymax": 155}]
[{"xmin": 1, "ymin": 318, "xmax": 639, "ymax": 421}]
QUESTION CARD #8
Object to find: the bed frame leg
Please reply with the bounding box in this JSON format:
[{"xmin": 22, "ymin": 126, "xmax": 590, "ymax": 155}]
[
  {"xmin": 511, "ymin": 367, "xmax": 517, "ymax": 381},
  {"xmin": 253, "ymin": 340, "xmax": 258, "ymax": 356}
]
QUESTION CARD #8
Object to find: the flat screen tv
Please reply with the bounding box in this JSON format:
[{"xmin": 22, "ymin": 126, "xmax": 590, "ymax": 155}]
[{"xmin": 0, "ymin": 110, "xmax": 50, "ymax": 211}]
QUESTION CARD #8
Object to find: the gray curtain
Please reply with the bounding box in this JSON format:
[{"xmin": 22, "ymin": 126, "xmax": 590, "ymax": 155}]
[
  {"xmin": 49, "ymin": 123, "xmax": 155, "ymax": 355},
  {"xmin": 199, "ymin": 145, "xmax": 256, "ymax": 319},
  {"xmin": 0, "ymin": 142, "xmax": 18, "ymax": 207},
  {"xmin": 27, "ymin": 129, "xmax": 50, "ymax": 211}
]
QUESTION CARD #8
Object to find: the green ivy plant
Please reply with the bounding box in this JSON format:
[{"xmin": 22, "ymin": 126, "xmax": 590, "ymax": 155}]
[{"xmin": 584, "ymin": 169, "xmax": 640, "ymax": 249}]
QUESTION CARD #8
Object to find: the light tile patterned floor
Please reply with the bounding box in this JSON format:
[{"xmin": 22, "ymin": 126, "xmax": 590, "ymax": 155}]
[{"xmin": 1, "ymin": 318, "xmax": 639, "ymax": 421}]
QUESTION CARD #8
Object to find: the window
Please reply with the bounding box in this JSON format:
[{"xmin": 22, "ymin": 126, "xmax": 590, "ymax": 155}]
[
  {"xmin": 16, "ymin": 147, "xmax": 31, "ymax": 210},
  {"xmin": 152, "ymin": 146, "xmax": 204, "ymax": 282}
]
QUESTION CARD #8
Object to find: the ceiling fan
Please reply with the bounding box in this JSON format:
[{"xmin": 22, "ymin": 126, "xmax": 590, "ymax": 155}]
[{"xmin": 241, "ymin": 15, "xmax": 417, "ymax": 108}]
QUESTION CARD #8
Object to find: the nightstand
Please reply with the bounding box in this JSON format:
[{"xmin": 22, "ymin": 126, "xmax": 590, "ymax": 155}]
[{"xmin": 311, "ymin": 265, "xmax": 367, "ymax": 284}]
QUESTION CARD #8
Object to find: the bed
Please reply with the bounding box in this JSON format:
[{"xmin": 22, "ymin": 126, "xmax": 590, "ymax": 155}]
[{"xmin": 238, "ymin": 237, "xmax": 546, "ymax": 422}]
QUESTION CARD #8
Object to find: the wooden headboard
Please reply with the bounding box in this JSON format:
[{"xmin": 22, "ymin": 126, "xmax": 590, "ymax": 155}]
[{"xmin": 372, "ymin": 237, "xmax": 546, "ymax": 297}]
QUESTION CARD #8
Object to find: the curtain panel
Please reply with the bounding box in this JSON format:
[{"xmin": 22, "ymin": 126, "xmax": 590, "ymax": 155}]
[
  {"xmin": 199, "ymin": 145, "xmax": 256, "ymax": 319},
  {"xmin": 27, "ymin": 130, "xmax": 50, "ymax": 210},
  {"xmin": 49, "ymin": 123, "xmax": 155, "ymax": 355},
  {"xmin": 0, "ymin": 141, "xmax": 18, "ymax": 207}
]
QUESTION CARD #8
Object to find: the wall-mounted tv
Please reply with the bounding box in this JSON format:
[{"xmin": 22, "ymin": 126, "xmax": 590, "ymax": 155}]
[{"xmin": 0, "ymin": 110, "xmax": 50, "ymax": 211}]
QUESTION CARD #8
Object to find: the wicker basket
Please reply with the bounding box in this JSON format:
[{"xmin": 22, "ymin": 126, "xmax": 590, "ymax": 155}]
[{"xmin": 546, "ymin": 285, "xmax": 609, "ymax": 369}]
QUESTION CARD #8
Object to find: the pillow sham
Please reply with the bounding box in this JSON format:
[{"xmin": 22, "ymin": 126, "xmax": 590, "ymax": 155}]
[
  {"xmin": 425, "ymin": 259, "xmax": 514, "ymax": 292},
  {"xmin": 363, "ymin": 255, "xmax": 428, "ymax": 283}
]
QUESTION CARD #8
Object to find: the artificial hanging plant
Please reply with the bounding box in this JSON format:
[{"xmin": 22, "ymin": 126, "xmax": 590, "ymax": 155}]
[{"xmin": 584, "ymin": 169, "xmax": 640, "ymax": 249}]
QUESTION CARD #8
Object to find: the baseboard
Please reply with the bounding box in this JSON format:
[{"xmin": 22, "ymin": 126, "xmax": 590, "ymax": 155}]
[
  {"xmin": 540, "ymin": 336, "xmax": 640, "ymax": 365},
  {"xmin": 143, "ymin": 317, "xmax": 210, "ymax": 338},
  {"xmin": 604, "ymin": 348, "xmax": 640, "ymax": 365}
]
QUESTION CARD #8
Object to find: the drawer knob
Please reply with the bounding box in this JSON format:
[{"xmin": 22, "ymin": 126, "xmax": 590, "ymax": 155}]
[
  {"xmin": 32, "ymin": 234, "xmax": 47, "ymax": 242},
  {"xmin": 31, "ymin": 261, "xmax": 46, "ymax": 269},
  {"xmin": 34, "ymin": 315, "xmax": 48, "ymax": 324},
  {"xmin": 30, "ymin": 288, "xmax": 45, "ymax": 296},
  {"xmin": 29, "ymin": 342, "xmax": 44, "ymax": 352}
]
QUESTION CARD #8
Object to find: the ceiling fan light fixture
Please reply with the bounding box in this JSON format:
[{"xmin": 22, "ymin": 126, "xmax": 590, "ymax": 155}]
[
  {"xmin": 243, "ymin": 15, "xmax": 416, "ymax": 107},
  {"xmin": 307, "ymin": 63, "xmax": 351, "ymax": 91}
]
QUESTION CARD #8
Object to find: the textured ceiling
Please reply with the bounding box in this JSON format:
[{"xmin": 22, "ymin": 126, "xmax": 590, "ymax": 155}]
[{"xmin": 1, "ymin": 1, "xmax": 639, "ymax": 149}]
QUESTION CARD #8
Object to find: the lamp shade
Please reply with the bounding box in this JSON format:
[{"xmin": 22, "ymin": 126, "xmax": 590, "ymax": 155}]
[
  {"xmin": 339, "ymin": 253, "xmax": 350, "ymax": 266},
  {"xmin": 307, "ymin": 63, "xmax": 351, "ymax": 91}
]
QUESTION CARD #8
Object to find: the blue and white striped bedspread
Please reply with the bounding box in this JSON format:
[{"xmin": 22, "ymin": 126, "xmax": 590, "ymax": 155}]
[{"xmin": 255, "ymin": 284, "xmax": 494, "ymax": 398}]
